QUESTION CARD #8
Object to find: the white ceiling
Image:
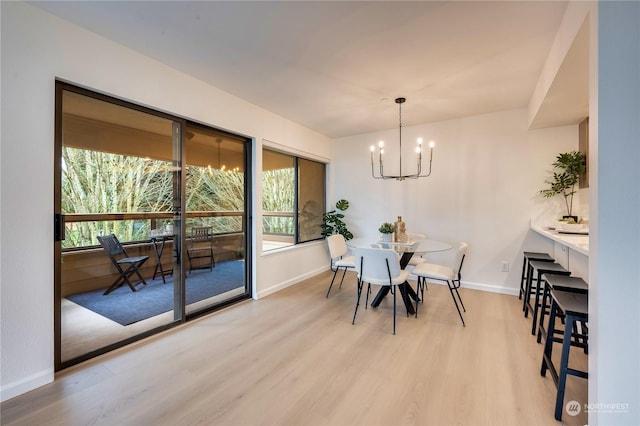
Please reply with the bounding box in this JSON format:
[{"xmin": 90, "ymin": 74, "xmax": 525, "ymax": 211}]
[{"xmin": 31, "ymin": 0, "xmax": 573, "ymax": 138}]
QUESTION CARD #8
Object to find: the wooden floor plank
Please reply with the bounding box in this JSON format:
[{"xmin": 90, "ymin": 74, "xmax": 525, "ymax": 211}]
[{"xmin": 1, "ymin": 271, "xmax": 588, "ymax": 425}]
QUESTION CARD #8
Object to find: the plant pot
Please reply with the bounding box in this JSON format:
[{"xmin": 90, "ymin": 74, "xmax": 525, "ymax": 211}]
[
  {"xmin": 562, "ymin": 215, "xmax": 579, "ymax": 223},
  {"xmin": 381, "ymin": 233, "xmax": 393, "ymax": 242}
]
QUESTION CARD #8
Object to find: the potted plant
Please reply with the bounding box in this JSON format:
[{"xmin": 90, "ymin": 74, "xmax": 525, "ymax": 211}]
[
  {"xmin": 378, "ymin": 222, "xmax": 395, "ymax": 242},
  {"xmin": 321, "ymin": 199, "xmax": 353, "ymax": 240},
  {"xmin": 539, "ymin": 151, "xmax": 586, "ymax": 223}
]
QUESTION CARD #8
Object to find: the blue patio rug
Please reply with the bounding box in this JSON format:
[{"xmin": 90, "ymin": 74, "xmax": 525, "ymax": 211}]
[{"xmin": 66, "ymin": 260, "xmax": 245, "ymax": 326}]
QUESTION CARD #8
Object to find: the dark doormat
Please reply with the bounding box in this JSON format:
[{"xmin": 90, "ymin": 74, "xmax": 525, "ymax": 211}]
[{"xmin": 66, "ymin": 260, "xmax": 245, "ymax": 325}]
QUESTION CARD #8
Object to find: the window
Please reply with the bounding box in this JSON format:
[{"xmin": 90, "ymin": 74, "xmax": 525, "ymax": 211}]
[{"xmin": 262, "ymin": 148, "xmax": 325, "ymax": 250}]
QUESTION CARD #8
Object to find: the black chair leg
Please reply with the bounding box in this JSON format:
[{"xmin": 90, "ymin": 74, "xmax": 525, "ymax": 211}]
[
  {"xmin": 452, "ymin": 280, "xmax": 466, "ymax": 312},
  {"xmin": 392, "ymin": 285, "xmax": 397, "ymax": 335},
  {"xmin": 338, "ymin": 268, "xmax": 348, "ymax": 289},
  {"xmin": 364, "ymin": 283, "xmax": 371, "ymax": 309},
  {"xmin": 414, "ymin": 277, "xmax": 421, "ymax": 318},
  {"xmin": 352, "ymin": 279, "xmax": 363, "ymax": 325},
  {"xmin": 447, "ymin": 280, "xmax": 465, "ymax": 326},
  {"xmin": 326, "ymin": 268, "xmax": 340, "ymax": 298}
]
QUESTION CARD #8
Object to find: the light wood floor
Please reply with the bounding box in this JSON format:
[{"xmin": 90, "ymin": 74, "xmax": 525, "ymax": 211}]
[{"xmin": 2, "ymin": 271, "xmax": 588, "ymax": 425}]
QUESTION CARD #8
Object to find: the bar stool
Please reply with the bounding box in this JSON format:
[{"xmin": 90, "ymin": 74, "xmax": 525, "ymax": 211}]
[
  {"xmin": 540, "ymin": 289, "xmax": 588, "ymax": 421},
  {"xmin": 524, "ymin": 261, "xmax": 570, "ymax": 336},
  {"xmin": 537, "ymin": 274, "xmax": 588, "ymax": 344},
  {"xmin": 519, "ymin": 252, "xmax": 555, "ymax": 302}
]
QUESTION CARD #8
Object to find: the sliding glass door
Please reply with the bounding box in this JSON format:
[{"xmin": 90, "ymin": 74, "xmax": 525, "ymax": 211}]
[
  {"xmin": 184, "ymin": 124, "xmax": 248, "ymax": 315},
  {"xmin": 55, "ymin": 83, "xmax": 250, "ymax": 369}
]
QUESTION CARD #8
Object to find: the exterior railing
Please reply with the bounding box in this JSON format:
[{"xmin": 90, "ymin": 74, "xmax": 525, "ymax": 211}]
[{"xmin": 61, "ymin": 210, "xmax": 294, "ymax": 250}]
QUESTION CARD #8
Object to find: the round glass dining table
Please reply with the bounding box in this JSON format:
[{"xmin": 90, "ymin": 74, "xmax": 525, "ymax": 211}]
[
  {"xmin": 346, "ymin": 237, "xmax": 453, "ymax": 315},
  {"xmin": 347, "ymin": 237, "xmax": 452, "ymax": 255}
]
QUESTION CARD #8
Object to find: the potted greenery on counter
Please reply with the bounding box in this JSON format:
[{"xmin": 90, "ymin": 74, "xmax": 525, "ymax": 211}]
[{"xmin": 540, "ymin": 151, "xmax": 586, "ymax": 223}]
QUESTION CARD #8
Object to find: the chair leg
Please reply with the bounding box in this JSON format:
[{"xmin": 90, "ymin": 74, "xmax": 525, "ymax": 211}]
[
  {"xmin": 452, "ymin": 279, "xmax": 466, "ymax": 312},
  {"xmin": 352, "ymin": 278, "xmax": 364, "ymax": 325},
  {"xmin": 392, "ymin": 285, "xmax": 397, "ymax": 335},
  {"xmin": 131, "ymin": 267, "xmax": 148, "ymax": 286},
  {"xmin": 326, "ymin": 267, "xmax": 340, "ymax": 298},
  {"xmin": 103, "ymin": 275, "xmax": 126, "ymax": 295},
  {"xmin": 338, "ymin": 268, "xmax": 348, "ymax": 290},
  {"xmin": 447, "ymin": 280, "xmax": 465, "ymax": 326},
  {"xmin": 414, "ymin": 277, "xmax": 421, "ymax": 318},
  {"xmin": 364, "ymin": 283, "xmax": 371, "ymax": 310}
]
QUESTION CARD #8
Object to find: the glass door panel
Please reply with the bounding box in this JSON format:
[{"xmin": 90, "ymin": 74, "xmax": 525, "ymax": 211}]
[
  {"xmin": 58, "ymin": 88, "xmax": 181, "ymax": 365},
  {"xmin": 184, "ymin": 124, "xmax": 248, "ymax": 315}
]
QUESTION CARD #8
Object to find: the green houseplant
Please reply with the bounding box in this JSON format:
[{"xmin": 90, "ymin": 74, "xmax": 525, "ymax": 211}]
[
  {"xmin": 321, "ymin": 199, "xmax": 353, "ymax": 240},
  {"xmin": 378, "ymin": 222, "xmax": 395, "ymax": 234},
  {"xmin": 378, "ymin": 222, "xmax": 395, "ymax": 242},
  {"xmin": 539, "ymin": 151, "xmax": 586, "ymax": 222}
]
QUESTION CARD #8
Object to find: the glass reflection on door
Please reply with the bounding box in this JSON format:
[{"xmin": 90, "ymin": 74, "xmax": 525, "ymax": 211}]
[
  {"xmin": 58, "ymin": 89, "xmax": 181, "ymax": 364},
  {"xmin": 184, "ymin": 125, "xmax": 248, "ymax": 315}
]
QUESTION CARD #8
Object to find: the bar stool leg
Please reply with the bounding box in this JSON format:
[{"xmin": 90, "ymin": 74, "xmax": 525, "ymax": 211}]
[
  {"xmin": 519, "ymin": 257, "xmax": 527, "ymax": 300},
  {"xmin": 537, "ymin": 280, "xmax": 551, "ymax": 343},
  {"xmin": 523, "ymin": 264, "xmax": 533, "ymax": 315},
  {"xmin": 554, "ymin": 312, "xmax": 576, "ymax": 420},
  {"xmin": 540, "ymin": 298, "xmax": 558, "ymax": 378},
  {"xmin": 531, "ymin": 271, "xmax": 543, "ymax": 334}
]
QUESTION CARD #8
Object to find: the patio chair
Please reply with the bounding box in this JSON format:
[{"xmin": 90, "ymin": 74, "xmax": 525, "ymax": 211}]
[
  {"xmin": 97, "ymin": 234, "xmax": 149, "ymax": 295},
  {"xmin": 187, "ymin": 226, "xmax": 215, "ymax": 274}
]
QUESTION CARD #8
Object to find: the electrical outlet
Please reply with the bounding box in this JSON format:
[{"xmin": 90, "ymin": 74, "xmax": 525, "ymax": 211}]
[{"xmin": 501, "ymin": 261, "xmax": 510, "ymax": 272}]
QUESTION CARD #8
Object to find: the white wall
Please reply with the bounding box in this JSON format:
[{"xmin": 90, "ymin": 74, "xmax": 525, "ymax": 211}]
[
  {"xmin": 591, "ymin": 2, "xmax": 640, "ymax": 424},
  {"xmin": 0, "ymin": 2, "xmax": 331, "ymax": 401},
  {"xmin": 332, "ymin": 108, "xmax": 578, "ymax": 294}
]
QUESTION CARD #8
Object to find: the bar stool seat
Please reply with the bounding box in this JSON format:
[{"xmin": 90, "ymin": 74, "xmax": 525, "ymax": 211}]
[
  {"xmin": 525, "ymin": 261, "xmax": 570, "ymax": 336},
  {"xmin": 519, "ymin": 252, "xmax": 555, "ymax": 301},
  {"xmin": 537, "ymin": 274, "xmax": 589, "ymax": 344},
  {"xmin": 540, "ymin": 289, "xmax": 588, "ymax": 421}
]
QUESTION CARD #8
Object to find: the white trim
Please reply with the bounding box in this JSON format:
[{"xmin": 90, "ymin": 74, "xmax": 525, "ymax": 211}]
[
  {"xmin": 262, "ymin": 139, "xmax": 330, "ymax": 163},
  {"xmin": 255, "ymin": 266, "xmax": 328, "ymax": 299},
  {"xmin": 1, "ymin": 369, "xmax": 54, "ymax": 403}
]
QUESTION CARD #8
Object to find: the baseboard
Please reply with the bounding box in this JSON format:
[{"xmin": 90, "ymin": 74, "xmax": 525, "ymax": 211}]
[
  {"xmin": 1, "ymin": 369, "xmax": 54, "ymax": 403},
  {"xmin": 256, "ymin": 265, "xmax": 328, "ymax": 299},
  {"xmin": 418, "ymin": 278, "xmax": 519, "ymax": 296},
  {"xmin": 461, "ymin": 280, "xmax": 519, "ymax": 296}
]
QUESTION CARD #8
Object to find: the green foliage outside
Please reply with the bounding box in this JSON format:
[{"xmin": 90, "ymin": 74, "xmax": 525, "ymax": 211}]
[
  {"xmin": 62, "ymin": 148, "xmax": 249, "ymax": 248},
  {"xmin": 262, "ymin": 167, "xmax": 295, "ymax": 235}
]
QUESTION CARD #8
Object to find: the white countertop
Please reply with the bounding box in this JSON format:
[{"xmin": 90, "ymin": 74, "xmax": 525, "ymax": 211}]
[{"xmin": 531, "ymin": 225, "xmax": 589, "ymax": 256}]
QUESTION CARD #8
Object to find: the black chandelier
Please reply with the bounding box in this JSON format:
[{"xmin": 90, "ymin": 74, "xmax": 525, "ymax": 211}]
[{"xmin": 370, "ymin": 97, "xmax": 434, "ymax": 181}]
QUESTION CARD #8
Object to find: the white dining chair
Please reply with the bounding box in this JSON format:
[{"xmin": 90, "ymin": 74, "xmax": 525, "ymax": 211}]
[
  {"xmin": 412, "ymin": 242, "xmax": 468, "ymax": 326},
  {"xmin": 352, "ymin": 247, "xmax": 410, "ymax": 335},
  {"xmin": 326, "ymin": 234, "xmax": 356, "ymax": 298}
]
